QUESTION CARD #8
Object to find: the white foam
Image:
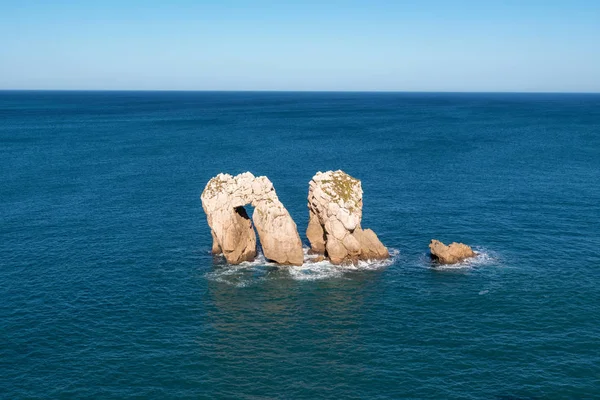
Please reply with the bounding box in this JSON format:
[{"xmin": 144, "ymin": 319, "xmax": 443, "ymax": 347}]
[
  {"xmin": 204, "ymin": 247, "xmax": 400, "ymax": 285},
  {"xmin": 288, "ymin": 247, "xmax": 400, "ymax": 280},
  {"xmin": 203, "ymin": 264, "xmax": 267, "ymax": 288}
]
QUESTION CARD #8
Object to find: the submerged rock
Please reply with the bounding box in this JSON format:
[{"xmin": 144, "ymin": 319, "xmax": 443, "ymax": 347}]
[
  {"xmin": 306, "ymin": 170, "xmax": 389, "ymax": 264},
  {"xmin": 201, "ymin": 172, "xmax": 303, "ymax": 265},
  {"xmin": 429, "ymin": 239, "xmax": 476, "ymax": 264}
]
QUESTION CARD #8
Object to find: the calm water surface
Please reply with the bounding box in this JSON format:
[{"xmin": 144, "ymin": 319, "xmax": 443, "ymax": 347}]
[{"xmin": 1, "ymin": 91, "xmax": 599, "ymax": 399}]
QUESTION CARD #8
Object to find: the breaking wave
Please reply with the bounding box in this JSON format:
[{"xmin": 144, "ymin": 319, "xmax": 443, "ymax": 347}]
[
  {"xmin": 289, "ymin": 247, "xmax": 400, "ymax": 281},
  {"xmin": 204, "ymin": 247, "xmax": 400, "ymax": 286}
]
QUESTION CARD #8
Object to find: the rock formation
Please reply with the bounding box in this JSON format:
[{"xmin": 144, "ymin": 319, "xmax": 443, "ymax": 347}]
[
  {"xmin": 201, "ymin": 172, "xmax": 304, "ymax": 265},
  {"xmin": 429, "ymin": 239, "xmax": 476, "ymax": 264},
  {"xmin": 306, "ymin": 170, "xmax": 389, "ymax": 264}
]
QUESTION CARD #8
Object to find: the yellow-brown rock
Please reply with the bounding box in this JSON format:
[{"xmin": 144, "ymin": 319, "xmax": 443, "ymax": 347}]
[
  {"xmin": 201, "ymin": 172, "xmax": 303, "ymax": 265},
  {"xmin": 429, "ymin": 239, "xmax": 476, "ymax": 264},
  {"xmin": 306, "ymin": 170, "xmax": 389, "ymax": 264}
]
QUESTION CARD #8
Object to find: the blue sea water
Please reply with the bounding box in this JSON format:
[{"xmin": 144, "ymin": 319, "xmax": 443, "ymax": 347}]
[{"xmin": 1, "ymin": 91, "xmax": 599, "ymax": 399}]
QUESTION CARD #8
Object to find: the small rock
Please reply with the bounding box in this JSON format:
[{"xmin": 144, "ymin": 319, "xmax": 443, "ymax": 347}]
[{"xmin": 429, "ymin": 239, "xmax": 476, "ymax": 264}]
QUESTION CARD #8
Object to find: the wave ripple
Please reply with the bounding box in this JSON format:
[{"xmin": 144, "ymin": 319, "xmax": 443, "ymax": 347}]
[{"xmin": 204, "ymin": 247, "xmax": 400, "ymax": 286}]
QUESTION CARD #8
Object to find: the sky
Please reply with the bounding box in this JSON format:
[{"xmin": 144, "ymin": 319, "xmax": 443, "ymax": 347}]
[{"xmin": 0, "ymin": 0, "xmax": 599, "ymax": 92}]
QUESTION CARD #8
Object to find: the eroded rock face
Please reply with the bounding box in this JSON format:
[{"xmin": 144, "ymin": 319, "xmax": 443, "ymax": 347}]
[
  {"xmin": 201, "ymin": 172, "xmax": 303, "ymax": 265},
  {"xmin": 307, "ymin": 170, "xmax": 389, "ymax": 264},
  {"xmin": 429, "ymin": 239, "xmax": 476, "ymax": 264}
]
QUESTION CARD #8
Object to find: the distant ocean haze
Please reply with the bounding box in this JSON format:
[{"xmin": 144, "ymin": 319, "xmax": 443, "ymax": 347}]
[{"xmin": 1, "ymin": 91, "xmax": 599, "ymax": 399}]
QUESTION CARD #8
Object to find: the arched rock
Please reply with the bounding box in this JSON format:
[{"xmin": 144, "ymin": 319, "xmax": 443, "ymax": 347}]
[{"xmin": 201, "ymin": 172, "xmax": 303, "ymax": 265}]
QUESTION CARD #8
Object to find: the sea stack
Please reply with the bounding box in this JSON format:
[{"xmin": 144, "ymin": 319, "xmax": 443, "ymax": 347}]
[
  {"xmin": 306, "ymin": 170, "xmax": 389, "ymax": 264},
  {"xmin": 201, "ymin": 172, "xmax": 304, "ymax": 265},
  {"xmin": 429, "ymin": 239, "xmax": 476, "ymax": 264}
]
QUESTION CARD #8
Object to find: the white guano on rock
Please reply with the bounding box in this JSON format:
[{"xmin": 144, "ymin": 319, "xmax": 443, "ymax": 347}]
[{"xmin": 306, "ymin": 170, "xmax": 389, "ymax": 264}]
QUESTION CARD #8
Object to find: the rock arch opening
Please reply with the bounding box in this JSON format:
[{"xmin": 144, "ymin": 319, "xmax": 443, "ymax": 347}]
[{"xmin": 237, "ymin": 204, "xmax": 269, "ymax": 261}]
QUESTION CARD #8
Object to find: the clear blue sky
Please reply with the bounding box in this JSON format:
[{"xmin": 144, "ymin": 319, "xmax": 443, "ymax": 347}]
[{"xmin": 1, "ymin": 0, "xmax": 599, "ymax": 91}]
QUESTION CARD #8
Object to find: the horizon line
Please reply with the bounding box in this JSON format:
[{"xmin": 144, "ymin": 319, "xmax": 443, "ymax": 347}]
[{"xmin": 1, "ymin": 89, "xmax": 599, "ymax": 95}]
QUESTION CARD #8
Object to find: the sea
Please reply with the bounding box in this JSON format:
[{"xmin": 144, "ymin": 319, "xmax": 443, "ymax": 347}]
[{"xmin": 1, "ymin": 91, "xmax": 599, "ymax": 399}]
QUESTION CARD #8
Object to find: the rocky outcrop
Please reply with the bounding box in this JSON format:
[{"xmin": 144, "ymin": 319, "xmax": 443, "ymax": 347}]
[
  {"xmin": 429, "ymin": 239, "xmax": 476, "ymax": 264},
  {"xmin": 307, "ymin": 170, "xmax": 389, "ymax": 264},
  {"xmin": 201, "ymin": 172, "xmax": 303, "ymax": 265}
]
